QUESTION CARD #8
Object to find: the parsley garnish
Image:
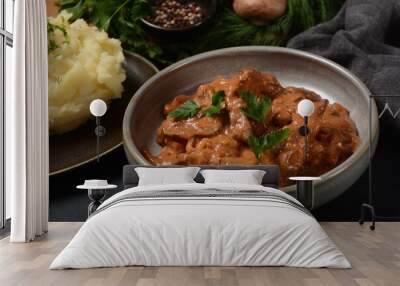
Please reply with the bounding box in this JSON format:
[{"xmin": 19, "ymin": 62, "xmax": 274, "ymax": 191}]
[
  {"xmin": 239, "ymin": 91, "xmax": 272, "ymax": 124},
  {"xmin": 168, "ymin": 100, "xmax": 200, "ymax": 119},
  {"xmin": 203, "ymin": 90, "xmax": 225, "ymax": 117},
  {"xmin": 248, "ymin": 128, "xmax": 290, "ymax": 159},
  {"xmin": 47, "ymin": 20, "xmax": 70, "ymax": 54}
]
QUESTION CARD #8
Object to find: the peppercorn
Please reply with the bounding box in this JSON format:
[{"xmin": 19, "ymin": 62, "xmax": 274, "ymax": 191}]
[{"xmin": 146, "ymin": 0, "xmax": 204, "ymax": 29}]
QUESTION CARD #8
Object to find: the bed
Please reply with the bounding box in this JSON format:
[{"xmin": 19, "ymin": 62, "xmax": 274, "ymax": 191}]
[{"xmin": 50, "ymin": 165, "xmax": 350, "ymax": 269}]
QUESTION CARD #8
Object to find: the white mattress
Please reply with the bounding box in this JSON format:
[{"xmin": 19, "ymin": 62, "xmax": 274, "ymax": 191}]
[{"xmin": 50, "ymin": 183, "xmax": 350, "ymax": 269}]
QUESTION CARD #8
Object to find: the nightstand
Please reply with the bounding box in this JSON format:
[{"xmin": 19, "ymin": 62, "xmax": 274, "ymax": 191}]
[
  {"xmin": 289, "ymin": 177, "xmax": 321, "ymax": 210},
  {"xmin": 77, "ymin": 180, "xmax": 117, "ymax": 217}
]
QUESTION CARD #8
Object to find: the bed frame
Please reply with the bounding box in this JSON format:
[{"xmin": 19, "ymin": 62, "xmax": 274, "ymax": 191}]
[{"xmin": 122, "ymin": 165, "xmax": 280, "ymax": 189}]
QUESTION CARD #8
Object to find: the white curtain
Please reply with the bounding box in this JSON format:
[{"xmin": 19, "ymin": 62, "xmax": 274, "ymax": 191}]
[{"xmin": 7, "ymin": 0, "xmax": 49, "ymax": 242}]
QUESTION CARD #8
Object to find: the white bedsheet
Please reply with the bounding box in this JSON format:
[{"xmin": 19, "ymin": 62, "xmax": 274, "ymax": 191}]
[{"xmin": 50, "ymin": 183, "xmax": 350, "ymax": 269}]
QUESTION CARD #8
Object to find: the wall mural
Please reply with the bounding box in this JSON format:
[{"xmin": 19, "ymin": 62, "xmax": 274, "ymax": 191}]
[{"xmin": 46, "ymin": 0, "xmax": 399, "ymax": 221}]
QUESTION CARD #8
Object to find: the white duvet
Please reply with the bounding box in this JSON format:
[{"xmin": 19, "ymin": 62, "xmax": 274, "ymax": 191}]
[{"xmin": 50, "ymin": 183, "xmax": 350, "ymax": 269}]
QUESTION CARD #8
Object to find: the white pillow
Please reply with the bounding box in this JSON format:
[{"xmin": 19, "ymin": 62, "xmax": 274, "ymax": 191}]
[
  {"xmin": 135, "ymin": 167, "xmax": 201, "ymax": 186},
  {"xmin": 200, "ymin": 169, "xmax": 266, "ymax": 185}
]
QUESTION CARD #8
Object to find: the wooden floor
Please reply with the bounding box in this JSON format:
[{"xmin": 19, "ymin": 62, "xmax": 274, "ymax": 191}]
[{"xmin": 0, "ymin": 222, "xmax": 399, "ymax": 286}]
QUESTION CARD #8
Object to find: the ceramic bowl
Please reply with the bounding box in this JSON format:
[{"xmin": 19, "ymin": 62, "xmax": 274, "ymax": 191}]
[{"xmin": 122, "ymin": 46, "xmax": 379, "ymax": 207}]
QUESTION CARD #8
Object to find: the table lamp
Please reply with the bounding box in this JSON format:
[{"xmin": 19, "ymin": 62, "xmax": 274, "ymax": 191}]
[{"xmin": 90, "ymin": 99, "xmax": 107, "ymax": 162}]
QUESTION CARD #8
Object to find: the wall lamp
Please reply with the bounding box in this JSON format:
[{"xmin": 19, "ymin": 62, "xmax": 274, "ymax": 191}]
[{"xmin": 90, "ymin": 99, "xmax": 107, "ymax": 162}]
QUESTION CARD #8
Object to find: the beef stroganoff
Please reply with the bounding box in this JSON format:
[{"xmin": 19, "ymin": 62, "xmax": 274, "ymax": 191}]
[{"xmin": 144, "ymin": 68, "xmax": 359, "ymax": 186}]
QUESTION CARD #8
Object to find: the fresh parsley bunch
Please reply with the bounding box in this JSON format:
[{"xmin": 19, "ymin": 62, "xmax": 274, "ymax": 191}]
[
  {"xmin": 57, "ymin": 0, "xmax": 344, "ymax": 65},
  {"xmin": 57, "ymin": 0, "xmax": 163, "ymax": 61}
]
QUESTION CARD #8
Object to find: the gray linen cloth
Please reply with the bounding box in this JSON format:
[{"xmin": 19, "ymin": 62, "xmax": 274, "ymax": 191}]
[{"xmin": 288, "ymin": 0, "xmax": 400, "ymax": 105}]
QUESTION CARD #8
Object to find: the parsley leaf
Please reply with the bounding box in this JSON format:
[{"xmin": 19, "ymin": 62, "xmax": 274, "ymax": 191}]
[
  {"xmin": 248, "ymin": 128, "xmax": 290, "ymax": 159},
  {"xmin": 168, "ymin": 100, "xmax": 200, "ymax": 119},
  {"xmin": 47, "ymin": 20, "xmax": 70, "ymax": 54},
  {"xmin": 239, "ymin": 91, "xmax": 272, "ymax": 124},
  {"xmin": 203, "ymin": 90, "xmax": 225, "ymax": 117},
  {"xmin": 211, "ymin": 90, "xmax": 225, "ymax": 106},
  {"xmin": 203, "ymin": 106, "xmax": 220, "ymax": 117}
]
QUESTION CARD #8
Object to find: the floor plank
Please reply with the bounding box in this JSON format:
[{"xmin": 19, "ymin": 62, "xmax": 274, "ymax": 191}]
[{"xmin": 0, "ymin": 222, "xmax": 399, "ymax": 286}]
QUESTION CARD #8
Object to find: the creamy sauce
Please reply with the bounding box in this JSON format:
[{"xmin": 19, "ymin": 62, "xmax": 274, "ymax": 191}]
[{"xmin": 143, "ymin": 68, "xmax": 360, "ymax": 186}]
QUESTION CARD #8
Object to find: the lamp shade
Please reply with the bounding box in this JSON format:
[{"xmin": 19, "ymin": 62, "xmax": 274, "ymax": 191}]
[
  {"xmin": 90, "ymin": 99, "xmax": 107, "ymax": 117},
  {"xmin": 297, "ymin": 99, "xmax": 315, "ymax": 117}
]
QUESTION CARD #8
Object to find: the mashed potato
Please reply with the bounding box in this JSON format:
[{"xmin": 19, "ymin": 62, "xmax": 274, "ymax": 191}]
[{"xmin": 48, "ymin": 11, "xmax": 126, "ymax": 134}]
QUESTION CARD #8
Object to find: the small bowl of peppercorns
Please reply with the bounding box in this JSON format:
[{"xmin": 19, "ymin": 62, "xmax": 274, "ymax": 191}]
[{"xmin": 141, "ymin": 0, "xmax": 216, "ymax": 34}]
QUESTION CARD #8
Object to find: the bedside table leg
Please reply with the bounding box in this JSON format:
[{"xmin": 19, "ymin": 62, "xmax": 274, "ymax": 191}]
[
  {"xmin": 359, "ymin": 203, "xmax": 376, "ymax": 231},
  {"xmin": 296, "ymin": 181, "xmax": 314, "ymax": 210},
  {"xmin": 88, "ymin": 189, "xmax": 106, "ymax": 216}
]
